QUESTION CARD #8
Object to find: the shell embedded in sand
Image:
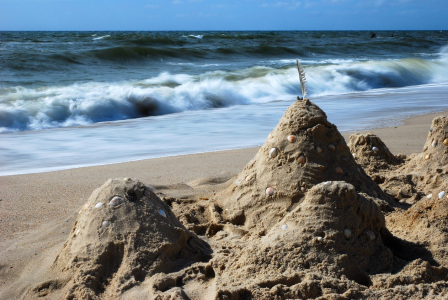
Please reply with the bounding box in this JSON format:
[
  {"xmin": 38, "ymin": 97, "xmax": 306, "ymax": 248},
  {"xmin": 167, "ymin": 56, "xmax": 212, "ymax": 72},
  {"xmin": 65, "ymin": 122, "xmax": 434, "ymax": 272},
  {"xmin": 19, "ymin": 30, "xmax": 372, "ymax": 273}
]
[
  {"xmin": 287, "ymin": 135, "xmax": 297, "ymax": 143},
  {"xmin": 83, "ymin": 202, "xmax": 90, "ymax": 211},
  {"xmin": 95, "ymin": 202, "xmax": 103, "ymax": 208},
  {"xmin": 439, "ymin": 191, "xmax": 446, "ymax": 199},
  {"xmin": 315, "ymin": 146, "xmax": 323, "ymax": 153},
  {"xmin": 335, "ymin": 167, "xmax": 343, "ymax": 174},
  {"xmin": 444, "ymin": 138, "xmax": 448, "ymax": 146},
  {"xmin": 269, "ymin": 148, "xmax": 278, "ymax": 158},
  {"xmin": 109, "ymin": 196, "xmax": 124, "ymax": 207},
  {"xmin": 102, "ymin": 220, "xmax": 110, "ymax": 227},
  {"xmin": 158, "ymin": 209, "xmax": 167, "ymax": 218},
  {"xmin": 352, "ymin": 153, "xmax": 356, "ymax": 158},
  {"xmin": 426, "ymin": 194, "xmax": 433, "ymax": 199},
  {"xmin": 245, "ymin": 174, "xmax": 254, "ymax": 182},
  {"xmin": 365, "ymin": 230, "xmax": 375, "ymax": 241},
  {"xmin": 266, "ymin": 187, "xmax": 274, "ymax": 196},
  {"xmin": 281, "ymin": 225, "xmax": 287, "ymax": 230},
  {"xmin": 328, "ymin": 144, "xmax": 335, "ymax": 151},
  {"xmin": 316, "ymin": 237, "xmax": 323, "ymax": 242},
  {"xmin": 344, "ymin": 228, "xmax": 352, "ymax": 239},
  {"xmin": 425, "ymin": 154, "xmax": 431, "ymax": 160},
  {"xmin": 123, "ymin": 178, "xmax": 130, "ymax": 182},
  {"xmin": 372, "ymin": 146, "xmax": 379, "ymax": 152},
  {"xmin": 432, "ymin": 139, "xmax": 438, "ymax": 147},
  {"xmin": 297, "ymin": 154, "xmax": 306, "ymax": 164},
  {"xmin": 430, "ymin": 127, "xmax": 433, "ymax": 132},
  {"xmin": 300, "ymin": 187, "xmax": 306, "ymax": 193},
  {"xmin": 323, "ymin": 181, "xmax": 331, "ymax": 186}
]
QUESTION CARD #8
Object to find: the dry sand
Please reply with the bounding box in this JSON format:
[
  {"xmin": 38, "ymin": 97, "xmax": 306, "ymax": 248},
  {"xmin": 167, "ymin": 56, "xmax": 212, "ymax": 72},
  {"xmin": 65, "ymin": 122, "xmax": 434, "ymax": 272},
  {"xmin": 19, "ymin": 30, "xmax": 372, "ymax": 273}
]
[{"xmin": 1, "ymin": 106, "xmax": 447, "ymax": 299}]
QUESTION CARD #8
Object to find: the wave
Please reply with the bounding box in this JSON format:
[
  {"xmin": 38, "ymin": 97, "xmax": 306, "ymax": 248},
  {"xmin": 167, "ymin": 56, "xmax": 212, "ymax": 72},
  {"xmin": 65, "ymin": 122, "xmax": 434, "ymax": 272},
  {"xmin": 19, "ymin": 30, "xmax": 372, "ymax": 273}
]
[{"xmin": 1, "ymin": 54, "xmax": 447, "ymax": 133}]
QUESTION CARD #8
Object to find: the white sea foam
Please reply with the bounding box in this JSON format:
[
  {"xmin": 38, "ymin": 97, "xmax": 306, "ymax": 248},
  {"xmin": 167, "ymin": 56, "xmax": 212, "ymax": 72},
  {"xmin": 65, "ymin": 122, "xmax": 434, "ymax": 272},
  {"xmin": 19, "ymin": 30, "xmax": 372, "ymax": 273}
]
[
  {"xmin": 1, "ymin": 53, "xmax": 447, "ymax": 133},
  {"xmin": 93, "ymin": 35, "xmax": 110, "ymax": 40}
]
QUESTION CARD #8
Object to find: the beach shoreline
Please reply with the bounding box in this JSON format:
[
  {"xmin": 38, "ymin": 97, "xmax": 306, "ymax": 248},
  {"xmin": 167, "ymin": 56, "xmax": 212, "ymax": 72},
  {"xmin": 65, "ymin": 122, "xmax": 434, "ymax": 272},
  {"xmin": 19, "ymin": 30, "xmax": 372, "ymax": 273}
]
[{"xmin": 1, "ymin": 108, "xmax": 448, "ymax": 298}]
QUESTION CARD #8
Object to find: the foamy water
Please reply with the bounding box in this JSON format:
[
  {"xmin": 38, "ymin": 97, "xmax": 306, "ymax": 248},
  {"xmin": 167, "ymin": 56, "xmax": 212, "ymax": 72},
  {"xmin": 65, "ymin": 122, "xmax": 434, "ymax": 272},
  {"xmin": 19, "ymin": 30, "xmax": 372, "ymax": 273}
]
[
  {"xmin": 1, "ymin": 82, "xmax": 448, "ymax": 176},
  {"xmin": 1, "ymin": 31, "xmax": 448, "ymax": 175}
]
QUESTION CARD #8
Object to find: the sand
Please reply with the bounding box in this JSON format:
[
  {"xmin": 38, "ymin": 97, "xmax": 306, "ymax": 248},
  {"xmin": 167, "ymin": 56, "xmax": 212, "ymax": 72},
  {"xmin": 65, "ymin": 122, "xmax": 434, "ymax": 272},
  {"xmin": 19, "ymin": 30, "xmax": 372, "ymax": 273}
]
[{"xmin": 1, "ymin": 106, "xmax": 447, "ymax": 299}]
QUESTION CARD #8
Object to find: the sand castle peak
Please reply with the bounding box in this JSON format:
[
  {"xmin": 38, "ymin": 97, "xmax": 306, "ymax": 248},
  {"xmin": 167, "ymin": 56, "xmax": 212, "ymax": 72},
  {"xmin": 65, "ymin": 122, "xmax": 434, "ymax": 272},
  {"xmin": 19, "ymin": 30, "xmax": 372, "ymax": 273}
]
[{"xmin": 217, "ymin": 99, "xmax": 390, "ymax": 232}]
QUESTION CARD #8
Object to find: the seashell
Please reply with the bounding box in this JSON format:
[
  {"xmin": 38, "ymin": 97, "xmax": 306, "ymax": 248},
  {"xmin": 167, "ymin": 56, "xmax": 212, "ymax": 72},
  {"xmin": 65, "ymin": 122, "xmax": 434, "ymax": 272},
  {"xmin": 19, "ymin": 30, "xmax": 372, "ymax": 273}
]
[
  {"xmin": 432, "ymin": 139, "xmax": 438, "ymax": 147},
  {"xmin": 158, "ymin": 209, "xmax": 167, "ymax": 218},
  {"xmin": 245, "ymin": 174, "xmax": 254, "ymax": 182},
  {"xmin": 297, "ymin": 154, "xmax": 306, "ymax": 164},
  {"xmin": 328, "ymin": 144, "xmax": 335, "ymax": 151},
  {"xmin": 258, "ymin": 148, "xmax": 261, "ymax": 153},
  {"xmin": 443, "ymin": 138, "xmax": 448, "ymax": 146},
  {"xmin": 287, "ymin": 135, "xmax": 297, "ymax": 143},
  {"xmin": 429, "ymin": 127, "xmax": 433, "ymax": 132},
  {"xmin": 281, "ymin": 225, "xmax": 287, "ymax": 230},
  {"xmin": 83, "ymin": 202, "xmax": 90, "ymax": 211},
  {"xmin": 300, "ymin": 186, "xmax": 306, "ymax": 193},
  {"xmin": 269, "ymin": 148, "xmax": 278, "ymax": 158},
  {"xmin": 316, "ymin": 237, "xmax": 323, "ymax": 242},
  {"xmin": 438, "ymin": 191, "xmax": 446, "ymax": 199},
  {"xmin": 102, "ymin": 220, "xmax": 110, "ymax": 227},
  {"xmin": 95, "ymin": 202, "xmax": 103, "ymax": 208},
  {"xmin": 123, "ymin": 178, "xmax": 130, "ymax": 182},
  {"xmin": 109, "ymin": 196, "xmax": 124, "ymax": 207},
  {"xmin": 323, "ymin": 181, "xmax": 331, "ymax": 186},
  {"xmin": 75, "ymin": 229, "xmax": 80, "ymax": 236},
  {"xmin": 266, "ymin": 187, "xmax": 274, "ymax": 196},
  {"xmin": 352, "ymin": 153, "xmax": 356, "ymax": 158},
  {"xmin": 372, "ymin": 146, "xmax": 379, "ymax": 152},
  {"xmin": 425, "ymin": 154, "xmax": 431, "ymax": 160},
  {"xmin": 335, "ymin": 167, "xmax": 343, "ymax": 174},
  {"xmin": 315, "ymin": 146, "xmax": 323, "ymax": 153},
  {"xmin": 426, "ymin": 194, "xmax": 432, "ymax": 199},
  {"xmin": 365, "ymin": 230, "xmax": 375, "ymax": 241},
  {"xmin": 344, "ymin": 228, "xmax": 351, "ymax": 239}
]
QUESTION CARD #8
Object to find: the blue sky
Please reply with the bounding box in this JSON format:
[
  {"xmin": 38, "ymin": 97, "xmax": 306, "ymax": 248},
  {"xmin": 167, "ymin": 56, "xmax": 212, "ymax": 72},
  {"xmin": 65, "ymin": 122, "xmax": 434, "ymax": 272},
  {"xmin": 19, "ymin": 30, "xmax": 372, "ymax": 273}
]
[{"xmin": 1, "ymin": 0, "xmax": 447, "ymax": 31}]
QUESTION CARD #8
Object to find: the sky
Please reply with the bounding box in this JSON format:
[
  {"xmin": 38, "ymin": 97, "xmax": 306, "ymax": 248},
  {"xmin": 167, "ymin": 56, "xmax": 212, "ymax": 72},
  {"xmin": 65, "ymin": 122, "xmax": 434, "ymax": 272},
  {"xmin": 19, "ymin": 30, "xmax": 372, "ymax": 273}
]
[{"xmin": 0, "ymin": 0, "xmax": 447, "ymax": 31}]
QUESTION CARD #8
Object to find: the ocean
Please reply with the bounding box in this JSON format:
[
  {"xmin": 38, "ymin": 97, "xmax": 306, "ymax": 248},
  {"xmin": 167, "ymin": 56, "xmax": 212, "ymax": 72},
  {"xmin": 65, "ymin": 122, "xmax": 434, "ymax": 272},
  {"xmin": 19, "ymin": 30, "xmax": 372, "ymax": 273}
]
[{"xmin": 1, "ymin": 31, "xmax": 448, "ymax": 175}]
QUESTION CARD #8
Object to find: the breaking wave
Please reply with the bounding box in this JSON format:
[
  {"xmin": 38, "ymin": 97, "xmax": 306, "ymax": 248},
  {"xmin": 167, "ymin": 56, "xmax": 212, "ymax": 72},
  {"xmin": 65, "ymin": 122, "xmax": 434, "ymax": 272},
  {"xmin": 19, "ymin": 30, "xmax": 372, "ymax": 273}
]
[{"xmin": 1, "ymin": 53, "xmax": 447, "ymax": 133}]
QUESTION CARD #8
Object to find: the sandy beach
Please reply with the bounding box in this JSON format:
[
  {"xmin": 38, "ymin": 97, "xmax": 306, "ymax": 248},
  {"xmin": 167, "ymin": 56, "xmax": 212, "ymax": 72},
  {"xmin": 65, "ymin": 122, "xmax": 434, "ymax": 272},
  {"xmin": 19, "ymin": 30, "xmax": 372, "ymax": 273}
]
[{"xmin": 1, "ymin": 107, "xmax": 448, "ymax": 299}]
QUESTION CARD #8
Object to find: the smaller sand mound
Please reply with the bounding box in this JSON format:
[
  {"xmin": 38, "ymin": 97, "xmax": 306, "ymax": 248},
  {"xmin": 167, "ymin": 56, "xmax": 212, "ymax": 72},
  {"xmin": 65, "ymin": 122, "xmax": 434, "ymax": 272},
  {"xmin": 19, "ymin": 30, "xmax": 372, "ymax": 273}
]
[
  {"xmin": 213, "ymin": 182, "xmax": 393, "ymax": 299},
  {"xmin": 403, "ymin": 116, "xmax": 448, "ymax": 174},
  {"xmin": 29, "ymin": 178, "xmax": 210, "ymax": 300},
  {"xmin": 356, "ymin": 117, "xmax": 448, "ymax": 202},
  {"xmin": 216, "ymin": 100, "xmax": 391, "ymax": 234},
  {"xmin": 387, "ymin": 194, "xmax": 448, "ymax": 267},
  {"xmin": 349, "ymin": 132, "xmax": 405, "ymax": 175}
]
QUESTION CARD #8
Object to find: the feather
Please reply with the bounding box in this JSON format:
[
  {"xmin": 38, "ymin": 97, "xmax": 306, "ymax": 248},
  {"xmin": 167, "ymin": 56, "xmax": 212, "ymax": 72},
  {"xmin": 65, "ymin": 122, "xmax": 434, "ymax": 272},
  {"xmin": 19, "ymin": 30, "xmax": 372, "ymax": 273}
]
[{"xmin": 296, "ymin": 59, "xmax": 308, "ymax": 100}]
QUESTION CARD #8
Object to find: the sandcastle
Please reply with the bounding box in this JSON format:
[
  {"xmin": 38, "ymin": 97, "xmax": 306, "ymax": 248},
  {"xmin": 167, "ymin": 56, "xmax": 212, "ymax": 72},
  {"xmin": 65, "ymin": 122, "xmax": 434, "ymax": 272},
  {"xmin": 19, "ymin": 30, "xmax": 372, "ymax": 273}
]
[
  {"xmin": 24, "ymin": 100, "xmax": 448, "ymax": 300},
  {"xmin": 216, "ymin": 99, "xmax": 392, "ymax": 234},
  {"xmin": 29, "ymin": 178, "xmax": 210, "ymax": 299}
]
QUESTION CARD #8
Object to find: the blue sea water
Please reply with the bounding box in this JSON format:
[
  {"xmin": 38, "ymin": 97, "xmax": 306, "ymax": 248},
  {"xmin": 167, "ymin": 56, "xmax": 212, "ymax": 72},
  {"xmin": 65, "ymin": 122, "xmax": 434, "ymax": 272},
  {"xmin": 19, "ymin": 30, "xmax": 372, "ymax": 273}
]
[{"xmin": 1, "ymin": 31, "xmax": 448, "ymax": 175}]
